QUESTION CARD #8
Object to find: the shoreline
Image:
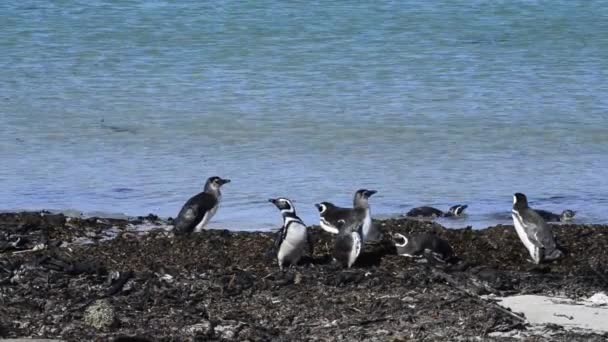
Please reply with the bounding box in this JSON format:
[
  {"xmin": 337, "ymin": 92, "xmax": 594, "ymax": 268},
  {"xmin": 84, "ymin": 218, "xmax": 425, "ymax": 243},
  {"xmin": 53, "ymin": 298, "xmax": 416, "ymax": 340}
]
[
  {"xmin": 1, "ymin": 211, "xmax": 608, "ymax": 340},
  {"xmin": 3, "ymin": 205, "xmax": 602, "ymax": 232}
]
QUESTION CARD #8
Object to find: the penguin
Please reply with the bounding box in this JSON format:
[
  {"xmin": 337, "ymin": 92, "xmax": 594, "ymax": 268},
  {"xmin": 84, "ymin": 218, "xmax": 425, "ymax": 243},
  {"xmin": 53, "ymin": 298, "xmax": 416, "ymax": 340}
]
[
  {"xmin": 173, "ymin": 176, "xmax": 230, "ymax": 235},
  {"xmin": 406, "ymin": 204, "xmax": 468, "ymax": 218},
  {"xmin": 535, "ymin": 209, "xmax": 576, "ymax": 223},
  {"xmin": 269, "ymin": 198, "xmax": 311, "ymax": 271},
  {"xmin": 392, "ymin": 232, "xmax": 454, "ymax": 262},
  {"xmin": 511, "ymin": 193, "xmax": 563, "ymax": 264},
  {"xmin": 315, "ymin": 189, "xmax": 377, "ymax": 241},
  {"xmin": 333, "ymin": 219, "xmax": 362, "ymax": 269}
]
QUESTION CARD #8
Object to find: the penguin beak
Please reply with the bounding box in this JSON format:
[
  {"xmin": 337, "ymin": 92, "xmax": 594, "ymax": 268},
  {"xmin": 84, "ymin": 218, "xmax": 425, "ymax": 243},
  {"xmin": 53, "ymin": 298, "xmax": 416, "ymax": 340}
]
[
  {"xmin": 220, "ymin": 178, "xmax": 231, "ymax": 185},
  {"xmin": 268, "ymin": 198, "xmax": 277, "ymax": 204},
  {"xmin": 314, "ymin": 203, "xmax": 321, "ymax": 210},
  {"xmin": 365, "ymin": 190, "xmax": 377, "ymax": 197}
]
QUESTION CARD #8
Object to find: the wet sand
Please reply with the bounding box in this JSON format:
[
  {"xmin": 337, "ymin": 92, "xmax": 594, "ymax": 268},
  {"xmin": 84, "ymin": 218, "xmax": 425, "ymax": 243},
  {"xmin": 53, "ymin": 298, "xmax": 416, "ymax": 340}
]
[{"xmin": 1, "ymin": 212, "xmax": 608, "ymax": 341}]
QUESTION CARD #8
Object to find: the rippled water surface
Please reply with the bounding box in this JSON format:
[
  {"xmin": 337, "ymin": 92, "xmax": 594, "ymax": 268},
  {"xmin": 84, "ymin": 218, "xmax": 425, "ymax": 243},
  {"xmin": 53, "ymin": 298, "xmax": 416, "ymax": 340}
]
[{"xmin": 2, "ymin": 1, "xmax": 608, "ymax": 229}]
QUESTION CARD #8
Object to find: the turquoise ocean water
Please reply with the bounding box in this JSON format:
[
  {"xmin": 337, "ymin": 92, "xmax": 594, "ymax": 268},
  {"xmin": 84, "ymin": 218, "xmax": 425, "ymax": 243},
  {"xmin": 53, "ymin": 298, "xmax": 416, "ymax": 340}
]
[{"xmin": 1, "ymin": 1, "xmax": 608, "ymax": 229}]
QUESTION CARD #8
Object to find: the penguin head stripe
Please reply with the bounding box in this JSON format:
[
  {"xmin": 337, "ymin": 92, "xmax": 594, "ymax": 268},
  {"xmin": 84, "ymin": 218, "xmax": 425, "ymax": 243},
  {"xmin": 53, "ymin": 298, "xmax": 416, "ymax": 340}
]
[
  {"xmin": 450, "ymin": 204, "xmax": 467, "ymax": 216},
  {"xmin": 205, "ymin": 176, "xmax": 231, "ymax": 192},
  {"xmin": 315, "ymin": 202, "xmax": 329, "ymax": 214},
  {"xmin": 513, "ymin": 193, "xmax": 529, "ymax": 209},
  {"xmin": 269, "ymin": 198, "xmax": 295, "ymax": 214},
  {"xmin": 353, "ymin": 189, "xmax": 377, "ymax": 207},
  {"xmin": 562, "ymin": 209, "xmax": 576, "ymax": 220},
  {"xmin": 393, "ymin": 233, "xmax": 409, "ymax": 247}
]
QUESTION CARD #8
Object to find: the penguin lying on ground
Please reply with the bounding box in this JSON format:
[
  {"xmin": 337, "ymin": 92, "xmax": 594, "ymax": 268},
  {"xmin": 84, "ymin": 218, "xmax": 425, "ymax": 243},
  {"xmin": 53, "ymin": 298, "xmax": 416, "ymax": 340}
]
[
  {"xmin": 535, "ymin": 209, "xmax": 576, "ymax": 223},
  {"xmin": 392, "ymin": 232, "xmax": 454, "ymax": 262}
]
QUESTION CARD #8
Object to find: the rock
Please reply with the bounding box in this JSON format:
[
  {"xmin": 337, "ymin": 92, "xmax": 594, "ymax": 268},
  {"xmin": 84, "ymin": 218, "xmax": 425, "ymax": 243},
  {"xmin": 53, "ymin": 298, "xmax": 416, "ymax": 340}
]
[
  {"xmin": 84, "ymin": 299, "xmax": 116, "ymax": 330},
  {"xmin": 586, "ymin": 292, "xmax": 608, "ymax": 306},
  {"xmin": 182, "ymin": 321, "xmax": 212, "ymax": 337},
  {"xmin": 213, "ymin": 321, "xmax": 244, "ymax": 340}
]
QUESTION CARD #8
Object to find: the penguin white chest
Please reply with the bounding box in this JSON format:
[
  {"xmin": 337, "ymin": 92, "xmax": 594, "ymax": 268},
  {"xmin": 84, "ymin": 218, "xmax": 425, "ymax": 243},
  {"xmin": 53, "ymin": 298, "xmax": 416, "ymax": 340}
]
[
  {"xmin": 361, "ymin": 208, "xmax": 372, "ymax": 241},
  {"xmin": 195, "ymin": 196, "xmax": 221, "ymax": 232},
  {"xmin": 319, "ymin": 219, "xmax": 339, "ymax": 234},
  {"xmin": 512, "ymin": 212, "xmax": 536, "ymax": 257},
  {"xmin": 278, "ymin": 224, "xmax": 307, "ymax": 265},
  {"xmin": 348, "ymin": 232, "xmax": 362, "ymax": 268}
]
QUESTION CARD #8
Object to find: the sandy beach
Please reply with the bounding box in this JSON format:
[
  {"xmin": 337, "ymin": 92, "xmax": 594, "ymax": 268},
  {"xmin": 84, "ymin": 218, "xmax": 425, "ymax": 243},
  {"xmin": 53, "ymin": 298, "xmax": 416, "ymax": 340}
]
[{"xmin": 1, "ymin": 212, "xmax": 608, "ymax": 341}]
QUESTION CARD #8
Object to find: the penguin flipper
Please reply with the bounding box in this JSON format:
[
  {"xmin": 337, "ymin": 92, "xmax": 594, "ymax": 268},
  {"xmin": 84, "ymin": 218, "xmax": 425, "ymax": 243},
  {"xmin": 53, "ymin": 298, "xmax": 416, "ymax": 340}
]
[
  {"xmin": 174, "ymin": 205, "xmax": 201, "ymax": 234},
  {"xmin": 272, "ymin": 226, "xmax": 287, "ymax": 252}
]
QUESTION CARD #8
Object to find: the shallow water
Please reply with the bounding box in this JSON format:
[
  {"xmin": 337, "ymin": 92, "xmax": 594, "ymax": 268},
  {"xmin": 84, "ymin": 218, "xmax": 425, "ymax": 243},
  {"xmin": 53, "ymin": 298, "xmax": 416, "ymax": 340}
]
[{"xmin": 1, "ymin": 1, "xmax": 608, "ymax": 229}]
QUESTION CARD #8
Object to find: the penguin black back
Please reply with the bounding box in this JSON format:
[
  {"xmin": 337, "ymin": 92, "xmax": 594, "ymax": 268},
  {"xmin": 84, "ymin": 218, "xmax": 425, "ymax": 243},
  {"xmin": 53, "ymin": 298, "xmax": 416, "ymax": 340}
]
[
  {"xmin": 173, "ymin": 176, "xmax": 230, "ymax": 235},
  {"xmin": 535, "ymin": 209, "xmax": 561, "ymax": 222},
  {"xmin": 393, "ymin": 232, "xmax": 454, "ymax": 261},
  {"xmin": 406, "ymin": 206, "xmax": 444, "ymax": 218}
]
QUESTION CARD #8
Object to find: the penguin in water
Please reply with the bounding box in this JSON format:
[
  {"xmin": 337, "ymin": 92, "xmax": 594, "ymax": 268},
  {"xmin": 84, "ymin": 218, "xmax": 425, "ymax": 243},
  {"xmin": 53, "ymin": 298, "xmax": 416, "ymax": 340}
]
[
  {"xmin": 406, "ymin": 204, "xmax": 468, "ymax": 218},
  {"xmin": 333, "ymin": 219, "xmax": 362, "ymax": 269},
  {"xmin": 173, "ymin": 176, "xmax": 230, "ymax": 235},
  {"xmin": 392, "ymin": 232, "xmax": 455, "ymax": 264},
  {"xmin": 269, "ymin": 198, "xmax": 311, "ymax": 271},
  {"xmin": 535, "ymin": 209, "xmax": 576, "ymax": 223},
  {"xmin": 511, "ymin": 193, "xmax": 563, "ymax": 264},
  {"xmin": 315, "ymin": 189, "xmax": 378, "ymax": 242}
]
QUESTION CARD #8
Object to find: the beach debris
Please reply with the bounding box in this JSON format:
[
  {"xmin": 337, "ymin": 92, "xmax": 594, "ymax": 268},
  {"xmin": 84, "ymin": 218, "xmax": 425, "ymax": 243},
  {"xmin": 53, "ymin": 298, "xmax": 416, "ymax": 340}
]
[{"xmin": 84, "ymin": 299, "xmax": 116, "ymax": 330}]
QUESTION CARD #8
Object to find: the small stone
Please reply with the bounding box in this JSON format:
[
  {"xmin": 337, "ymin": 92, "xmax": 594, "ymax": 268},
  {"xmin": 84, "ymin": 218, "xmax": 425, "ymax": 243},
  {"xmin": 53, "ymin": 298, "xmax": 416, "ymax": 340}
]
[
  {"xmin": 214, "ymin": 321, "xmax": 243, "ymax": 340},
  {"xmin": 182, "ymin": 320, "xmax": 212, "ymax": 336},
  {"xmin": 84, "ymin": 299, "xmax": 116, "ymax": 330}
]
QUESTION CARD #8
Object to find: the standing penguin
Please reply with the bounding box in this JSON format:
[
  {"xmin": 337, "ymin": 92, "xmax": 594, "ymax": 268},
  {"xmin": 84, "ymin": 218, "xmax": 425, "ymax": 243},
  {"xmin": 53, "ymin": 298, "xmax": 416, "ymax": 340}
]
[
  {"xmin": 315, "ymin": 189, "xmax": 377, "ymax": 242},
  {"xmin": 333, "ymin": 219, "xmax": 363, "ymax": 269},
  {"xmin": 173, "ymin": 176, "xmax": 230, "ymax": 235},
  {"xmin": 269, "ymin": 198, "xmax": 311, "ymax": 271},
  {"xmin": 511, "ymin": 193, "xmax": 563, "ymax": 264}
]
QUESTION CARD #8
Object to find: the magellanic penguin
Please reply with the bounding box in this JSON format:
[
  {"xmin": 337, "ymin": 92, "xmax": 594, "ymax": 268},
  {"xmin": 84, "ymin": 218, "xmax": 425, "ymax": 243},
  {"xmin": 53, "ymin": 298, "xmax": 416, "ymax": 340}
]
[
  {"xmin": 173, "ymin": 176, "xmax": 230, "ymax": 235},
  {"xmin": 512, "ymin": 193, "xmax": 563, "ymax": 264},
  {"xmin": 315, "ymin": 189, "xmax": 377, "ymax": 242},
  {"xmin": 269, "ymin": 198, "xmax": 311, "ymax": 271},
  {"xmin": 392, "ymin": 232, "xmax": 454, "ymax": 262},
  {"xmin": 535, "ymin": 209, "xmax": 576, "ymax": 223},
  {"xmin": 406, "ymin": 204, "xmax": 468, "ymax": 218},
  {"xmin": 333, "ymin": 219, "xmax": 363, "ymax": 269}
]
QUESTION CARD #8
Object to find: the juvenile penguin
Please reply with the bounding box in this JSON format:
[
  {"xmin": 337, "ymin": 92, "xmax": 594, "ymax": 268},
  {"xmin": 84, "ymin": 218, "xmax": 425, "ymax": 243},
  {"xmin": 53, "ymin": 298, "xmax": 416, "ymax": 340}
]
[
  {"xmin": 392, "ymin": 232, "xmax": 454, "ymax": 262},
  {"xmin": 173, "ymin": 176, "xmax": 230, "ymax": 235},
  {"xmin": 535, "ymin": 209, "xmax": 576, "ymax": 223},
  {"xmin": 269, "ymin": 198, "xmax": 311, "ymax": 271},
  {"xmin": 315, "ymin": 189, "xmax": 377, "ymax": 241},
  {"xmin": 406, "ymin": 204, "xmax": 468, "ymax": 218},
  {"xmin": 333, "ymin": 219, "xmax": 362, "ymax": 269},
  {"xmin": 512, "ymin": 193, "xmax": 563, "ymax": 264}
]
